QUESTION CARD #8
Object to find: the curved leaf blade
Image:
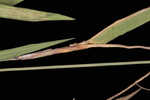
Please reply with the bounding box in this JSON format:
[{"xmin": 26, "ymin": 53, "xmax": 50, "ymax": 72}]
[
  {"xmin": 0, "ymin": 38, "xmax": 74, "ymax": 61},
  {"xmin": 0, "ymin": 0, "xmax": 23, "ymax": 6},
  {"xmin": 0, "ymin": 4, "xmax": 74, "ymax": 22},
  {"xmin": 88, "ymin": 7, "xmax": 150, "ymax": 44}
]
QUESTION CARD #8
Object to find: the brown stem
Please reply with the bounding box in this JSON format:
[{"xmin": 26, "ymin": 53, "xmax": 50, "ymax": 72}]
[
  {"xmin": 115, "ymin": 88, "xmax": 141, "ymax": 100},
  {"xmin": 16, "ymin": 42, "xmax": 90, "ymax": 60},
  {"xmin": 106, "ymin": 72, "xmax": 150, "ymax": 100},
  {"xmin": 136, "ymin": 83, "xmax": 150, "ymax": 91},
  {"xmin": 15, "ymin": 42, "xmax": 150, "ymax": 60}
]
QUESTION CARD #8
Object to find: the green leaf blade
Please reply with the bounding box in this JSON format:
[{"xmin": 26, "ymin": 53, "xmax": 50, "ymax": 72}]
[
  {"xmin": 0, "ymin": 38, "xmax": 74, "ymax": 61},
  {"xmin": 88, "ymin": 7, "xmax": 150, "ymax": 44},
  {"xmin": 0, "ymin": 0, "xmax": 24, "ymax": 6},
  {"xmin": 0, "ymin": 4, "xmax": 74, "ymax": 22}
]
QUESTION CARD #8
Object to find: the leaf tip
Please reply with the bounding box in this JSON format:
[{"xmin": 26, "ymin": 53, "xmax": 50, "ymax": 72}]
[{"xmin": 46, "ymin": 13, "xmax": 75, "ymax": 21}]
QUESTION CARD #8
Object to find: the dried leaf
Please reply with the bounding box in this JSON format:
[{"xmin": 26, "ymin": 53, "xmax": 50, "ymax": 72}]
[
  {"xmin": 0, "ymin": 4, "xmax": 74, "ymax": 22},
  {"xmin": 0, "ymin": 0, "xmax": 23, "ymax": 6},
  {"xmin": 88, "ymin": 7, "xmax": 150, "ymax": 44},
  {"xmin": 0, "ymin": 38, "xmax": 74, "ymax": 61}
]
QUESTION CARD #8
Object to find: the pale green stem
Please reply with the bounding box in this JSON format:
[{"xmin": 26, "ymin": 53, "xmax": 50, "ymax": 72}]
[{"xmin": 1, "ymin": 60, "xmax": 150, "ymax": 72}]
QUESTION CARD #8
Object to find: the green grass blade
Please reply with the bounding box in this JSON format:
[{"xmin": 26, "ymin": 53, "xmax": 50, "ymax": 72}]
[
  {"xmin": 0, "ymin": 60, "xmax": 150, "ymax": 72},
  {"xmin": 0, "ymin": 38, "xmax": 74, "ymax": 61},
  {"xmin": 0, "ymin": 4, "xmax": 74, "ymax": 22},
  {"xmin": 0, "ymin": 0, "xmax": 23, "ymax": 6},
  {"xmin": 88, "ymin": 7, "xmax": 150, "ymax": 44}
]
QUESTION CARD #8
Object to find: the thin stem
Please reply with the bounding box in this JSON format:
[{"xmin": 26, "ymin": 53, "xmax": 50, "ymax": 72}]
[
  {"xmin": 136, "ymin": 83, "xmax": 150, "ymax": 91},
  {"xmin": 88, "ymin": 44, "xmax": 150, "ymax": 50},
  {"xmin": 116, "ymin": 88, "xmax": 141, "ymax": 100},
  {"xmin": 106, "ymin": 72, "xmax": 150, "ymax": 100},
  {"xmin": 1, "ymin": 61, "xmax": 150, "ymax": 72},
  {"xmin": 15, "ymin": 42, "xmax": 150, "ymax": 60}
]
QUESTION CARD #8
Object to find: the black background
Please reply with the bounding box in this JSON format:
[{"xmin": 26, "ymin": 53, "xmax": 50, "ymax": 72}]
[{"xmin": 0, "ymin": 0, "xmax": 150, "ymax": 100}]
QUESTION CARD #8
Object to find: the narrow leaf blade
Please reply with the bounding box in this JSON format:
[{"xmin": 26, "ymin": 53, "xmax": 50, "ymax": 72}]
[
  {"xmin": 0, "ymin": 0, "xmax": 24, "ymax": 6},
  {"xmin": 88, "ymin": 7, "xmax": 150, "ymax": 44},
  {"xmin": 0, "ymin": 38, "xmax": 74, "ymax": 61},
  {"xmin": 0, "ymin": 4, "xmax": 74, "ymax": 22}
]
